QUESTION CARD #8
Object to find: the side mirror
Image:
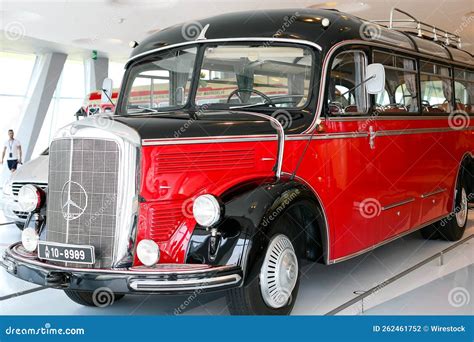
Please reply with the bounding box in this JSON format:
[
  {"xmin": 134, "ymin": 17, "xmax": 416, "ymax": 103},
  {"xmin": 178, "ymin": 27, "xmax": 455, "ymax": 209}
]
[
  {"xmin": 365, "ymin": 63, "xmax": 385, "ymax": 95},
  {"xmin": 101, "ymin": 78, "xmax": 113, "ymax": 104}
]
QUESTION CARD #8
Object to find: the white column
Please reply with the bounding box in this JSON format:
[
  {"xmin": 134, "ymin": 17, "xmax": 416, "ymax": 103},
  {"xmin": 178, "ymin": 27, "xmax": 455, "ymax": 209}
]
[
  {"xmin": 17, "ymin": 52, "xmax": 67, "ymax": 162},
  {"xmin": 84, "ymin": 57, "xmax": 109, "ymax": 94}
]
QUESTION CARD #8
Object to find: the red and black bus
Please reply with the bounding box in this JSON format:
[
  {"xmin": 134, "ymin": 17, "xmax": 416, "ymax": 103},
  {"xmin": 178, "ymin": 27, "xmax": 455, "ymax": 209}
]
[{"xmin": 5, "ymin": 8, "xmax": 473, "ymax": 315}]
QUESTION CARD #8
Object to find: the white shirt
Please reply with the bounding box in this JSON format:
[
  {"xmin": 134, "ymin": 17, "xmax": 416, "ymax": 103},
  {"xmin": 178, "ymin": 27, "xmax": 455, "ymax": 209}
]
[{"xmin": 4, "ymin": 139, "xmax": 21, "ymax": 160}]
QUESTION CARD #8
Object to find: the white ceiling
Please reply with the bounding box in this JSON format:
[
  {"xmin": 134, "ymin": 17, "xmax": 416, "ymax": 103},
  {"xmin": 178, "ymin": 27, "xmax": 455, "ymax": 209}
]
[{"xmin": 0, "ymin": 0, "xmax": 473, "ymax": 61}]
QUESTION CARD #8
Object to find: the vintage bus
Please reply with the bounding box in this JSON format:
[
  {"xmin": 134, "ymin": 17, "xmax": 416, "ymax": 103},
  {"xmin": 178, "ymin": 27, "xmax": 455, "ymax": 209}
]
[{"xmin": 4, "ymin": 8, "xmax": 473, "ymax": 315}]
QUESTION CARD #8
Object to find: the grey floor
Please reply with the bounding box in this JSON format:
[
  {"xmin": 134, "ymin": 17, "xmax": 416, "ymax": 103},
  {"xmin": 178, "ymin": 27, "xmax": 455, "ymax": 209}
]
[{"xmin": 0, "ymin": 210, "xmax": 472, "ymax": 315}]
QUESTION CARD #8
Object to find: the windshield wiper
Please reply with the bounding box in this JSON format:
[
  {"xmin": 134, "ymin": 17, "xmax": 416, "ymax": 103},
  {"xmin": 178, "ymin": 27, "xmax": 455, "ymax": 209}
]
[
  {"xmin": 229, "ymin": 102, "xmax": 269, "ymax": 109},
  {"xmin": 127, "ymin": 106, "xmax": 160, "ymax": 114}
]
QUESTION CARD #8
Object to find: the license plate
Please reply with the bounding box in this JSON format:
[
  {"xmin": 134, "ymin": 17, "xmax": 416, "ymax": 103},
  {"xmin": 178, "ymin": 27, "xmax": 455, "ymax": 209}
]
[{"xmin": 38, "ymin": 242, "xmax": 95, "ymax": 265}]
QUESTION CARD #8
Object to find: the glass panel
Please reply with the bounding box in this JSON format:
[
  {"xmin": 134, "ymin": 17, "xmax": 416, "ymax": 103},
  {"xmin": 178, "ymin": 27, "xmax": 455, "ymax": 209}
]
[
  {"xmin": 447, "ymin": 47, "xmax": 474, "ymax": 66},
  {"xmin": 0, "ymin": 52, "xmax": 36, "ymax": 95},
  {"xmin": 123, "ymin": 47, "xmax": 197, "ymax": 113},
  {"xmin": 412, "ymin": 37, "xmax": 450, "ymax": 59},
  {"xmin": 377, "ymin": 30, "xmax": 414, "ymax": 50},
  {"xmin": 420, "ymin": 74, "xmax": 453, "ymax": 113},
  {"xmin": 328, "ymin": 51, "xmax": 368, "ymax": 115},
  {"xmin": 196, "ymin": 45, "xmax": 313, "ymax": 109},
  {"xmin": 454, "ymin": 81, "xmax": 474, "ymax": 114}
]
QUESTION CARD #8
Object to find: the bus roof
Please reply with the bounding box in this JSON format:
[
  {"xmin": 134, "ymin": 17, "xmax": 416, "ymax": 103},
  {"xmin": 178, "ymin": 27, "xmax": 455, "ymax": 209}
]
[{"xmin": 128, "ymin": 8, "xmax": 473, "ymax": 67}]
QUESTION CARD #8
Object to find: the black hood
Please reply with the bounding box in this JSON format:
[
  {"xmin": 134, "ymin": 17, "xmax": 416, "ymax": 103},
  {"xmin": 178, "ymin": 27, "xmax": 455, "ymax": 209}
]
[{"xmin": 112, "ymin": 110, "xmax": 312, "ymax": 140}]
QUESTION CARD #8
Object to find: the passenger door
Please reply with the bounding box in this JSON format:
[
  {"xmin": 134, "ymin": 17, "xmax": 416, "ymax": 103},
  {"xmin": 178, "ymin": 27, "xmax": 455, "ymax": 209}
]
[{"xmin": 321, "ymin": 48, "xmax": 382, "ymax": 260}]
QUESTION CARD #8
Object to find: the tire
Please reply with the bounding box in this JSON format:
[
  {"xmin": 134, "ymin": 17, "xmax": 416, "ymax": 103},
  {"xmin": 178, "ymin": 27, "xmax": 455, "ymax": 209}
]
[
  {"xmin": 420, "ymin": 181, "xmax": 468, "ymax": 242},
  {"xmin": 64, "ymin": 289, "xmax": 124, "ymax": 307},
  {"xmin": 226, "ymin": 216, "xmax": 300, "ymax": 315},
  {"xmin": 15, "ymin": 222, "xmax": 25, "ymax": 231}
]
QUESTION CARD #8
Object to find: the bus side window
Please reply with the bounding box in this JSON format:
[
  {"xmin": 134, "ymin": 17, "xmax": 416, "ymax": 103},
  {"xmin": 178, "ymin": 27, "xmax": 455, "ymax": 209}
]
[
  {"xmin": 372, "ymin": 51, "xmax": 418, "ymax": 114},
  {"xmin": 420, "ymin": 61, "xmax": 452, "ymax": 113},
  {"xmin": 454, "ymin": 68, "xmax": 474, "ymax": 114},
  {"xmin": 328, "ymin": 51, "xmax": 368, "ymax": 116}
]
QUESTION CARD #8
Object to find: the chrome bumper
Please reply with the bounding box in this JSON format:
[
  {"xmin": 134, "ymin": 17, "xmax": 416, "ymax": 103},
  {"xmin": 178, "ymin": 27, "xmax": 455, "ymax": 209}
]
[{"xmin": 2, "ymin": 243, "xmax": 242, "ymax": 294}]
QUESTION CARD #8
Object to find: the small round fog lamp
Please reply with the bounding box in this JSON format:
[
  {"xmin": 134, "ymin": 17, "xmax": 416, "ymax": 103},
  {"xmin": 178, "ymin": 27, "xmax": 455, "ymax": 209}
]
[
  {"xmin": 21, "ymin": 228, "xmax": 39, "ymax": 252},
  {"xmin": 18, "ymin": 185, "xmax": 43, "ymax": 212},
  {"xmin": 137, "ymin": 239, "xmax": 160, "ymax": 266}
]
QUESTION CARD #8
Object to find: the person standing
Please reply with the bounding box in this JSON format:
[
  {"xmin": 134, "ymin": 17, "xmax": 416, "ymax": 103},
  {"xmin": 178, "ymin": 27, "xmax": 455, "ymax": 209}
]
[{"xmin": 2, "ymin": 129, "xmax": 22, "ymax": 172}]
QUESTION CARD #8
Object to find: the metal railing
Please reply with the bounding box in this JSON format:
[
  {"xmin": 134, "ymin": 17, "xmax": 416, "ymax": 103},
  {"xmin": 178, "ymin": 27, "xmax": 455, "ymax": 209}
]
[
  {"xmin": 371, "ymin": 8, "xmax": 462, "ymax": 48},
  {"xmin": 326, "ymin": 233, "xmax": 473, "ymax": 315}
]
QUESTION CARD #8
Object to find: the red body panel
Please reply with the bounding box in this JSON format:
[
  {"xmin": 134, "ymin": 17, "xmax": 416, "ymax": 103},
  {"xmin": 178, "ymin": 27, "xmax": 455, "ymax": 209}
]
[
  {"xmin": 135, "ymin": 118, "xmax": 473, "ymax": 265},
  {"xmin": 135, "ymin": 141, "xmax": 277, "ymax": 265}
]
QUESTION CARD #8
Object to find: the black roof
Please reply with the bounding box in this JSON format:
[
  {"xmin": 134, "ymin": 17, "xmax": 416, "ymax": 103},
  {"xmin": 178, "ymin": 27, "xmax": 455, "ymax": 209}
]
[
  {"xmin": 130, "ymin": 9, "xmax": 363, "ymax": 57},
  {"xmin": 129, "ymin": 8, "xmax": 474, "ymax": 67}
]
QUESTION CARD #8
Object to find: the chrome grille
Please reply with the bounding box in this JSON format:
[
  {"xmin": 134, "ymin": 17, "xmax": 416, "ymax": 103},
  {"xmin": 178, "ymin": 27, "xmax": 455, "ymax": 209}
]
[{"xmin": 46, "ymin": 138, "xmax": 119, "ymax": 268}]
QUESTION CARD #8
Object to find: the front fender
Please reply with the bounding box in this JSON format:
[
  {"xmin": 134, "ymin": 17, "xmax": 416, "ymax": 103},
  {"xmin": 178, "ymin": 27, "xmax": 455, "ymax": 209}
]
[{"xmin": 186, "ymin": 178, "xmax": 324, "ymax": 283}]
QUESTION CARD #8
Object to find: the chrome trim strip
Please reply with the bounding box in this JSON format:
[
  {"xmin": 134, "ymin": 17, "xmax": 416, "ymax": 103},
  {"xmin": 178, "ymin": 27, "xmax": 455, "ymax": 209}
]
[
  {"xmin": 142, "ymin": 125, "xmax": 473, "ymax": 146},
  {"xmin": 329, "ymin": 213, "xmax": 447, "ymax": 264},
  {"xmin": 128, "ymin": 274, "xmax": 241, "ymax": 292},
  {"xmin": 127, "ymin": 37, "xmax": 322, "ymax": 65},
  {"xmin": 325, "ymin": 115, "xmax": 462, "ymax": 122},
  {"xmin": 382, "ymin": 198, "xmax": 415, "ymax": 211},
  {"xmin": 142, "ymin": 135, "xmax": 277, "ymax": 146},
  {"xmin": 421, "ymin": 188, "xmax": 447, "ymax": 199}
]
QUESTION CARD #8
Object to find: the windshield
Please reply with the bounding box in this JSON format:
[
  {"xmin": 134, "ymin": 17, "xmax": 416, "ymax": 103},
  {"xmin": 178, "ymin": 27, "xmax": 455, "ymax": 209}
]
[{"xmin": 120, "ymin": 44, "xmax": 314, "ymax": 114}]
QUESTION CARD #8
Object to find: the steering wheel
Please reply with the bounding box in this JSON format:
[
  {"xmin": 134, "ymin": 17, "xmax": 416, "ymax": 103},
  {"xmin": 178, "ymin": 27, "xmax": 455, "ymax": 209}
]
[{"xmin": 226, "ymin": 89, "xmax": 275, "ymax": 106}]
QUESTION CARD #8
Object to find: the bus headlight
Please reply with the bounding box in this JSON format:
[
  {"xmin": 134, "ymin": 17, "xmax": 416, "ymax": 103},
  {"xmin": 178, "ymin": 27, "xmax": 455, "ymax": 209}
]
[
  {"xmin": 21, "ymin": 228, "xmax": 39, "ymax": 252},
  {"xmin": 193, "ymin": 194, "xmax": 222, "ymax": 227},
  {"xmin": 137, "ymin": 239, "xmax": 160, "ymax": 266},
  {"xmin": 18, "ymin": 185, "xmax": 44, "ymax": 212}
]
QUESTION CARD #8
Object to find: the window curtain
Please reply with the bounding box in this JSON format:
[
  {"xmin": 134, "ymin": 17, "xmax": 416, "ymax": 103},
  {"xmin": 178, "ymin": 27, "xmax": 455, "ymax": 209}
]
[
  {"xmin": 403, "ymin": 59, "xmax": 418, "ymax": 111},
  {"xmin": 234, "ymin": 58, "xmax": 254, "ymax": 103},
  {"xmin": 440, "ymin": 67, "xmax": 452, "ymax": 111}
]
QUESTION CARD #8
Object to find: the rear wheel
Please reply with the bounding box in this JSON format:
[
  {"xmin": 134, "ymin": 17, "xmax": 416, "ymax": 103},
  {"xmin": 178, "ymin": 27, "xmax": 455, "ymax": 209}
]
[
  {"xmin": 64, "ymin": 289, "xmax": 124, "ymax": 307},
  {"xmin": 226, "ymin": 219, "xmax": 300, "ymax": 315},
  {"xmin": 421, "ymin": 182, "xmax": 468, "ymax": 241}
]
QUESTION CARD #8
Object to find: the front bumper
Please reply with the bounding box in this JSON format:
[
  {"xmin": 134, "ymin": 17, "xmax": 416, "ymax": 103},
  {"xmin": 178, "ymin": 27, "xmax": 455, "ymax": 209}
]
[{"xmin": 2, "ymin": 243, "xmax": 242, "ymax": 294}]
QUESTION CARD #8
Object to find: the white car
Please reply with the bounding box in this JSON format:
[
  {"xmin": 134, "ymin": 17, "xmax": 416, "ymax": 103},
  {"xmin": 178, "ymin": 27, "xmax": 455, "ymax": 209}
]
[{"xmin": 1, "ymin": 149, "xmax": 48, "ymax": 230}]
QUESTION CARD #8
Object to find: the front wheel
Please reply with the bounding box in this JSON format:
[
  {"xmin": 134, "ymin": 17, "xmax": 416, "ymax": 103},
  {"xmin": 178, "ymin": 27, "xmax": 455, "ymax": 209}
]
[
  {"xmin": 226, "ymin": 228, "xmax": 300, "ymax": 315},
  {"xmin": 64, "ymin": 289, "xmax": 124, "ymax": 307}
]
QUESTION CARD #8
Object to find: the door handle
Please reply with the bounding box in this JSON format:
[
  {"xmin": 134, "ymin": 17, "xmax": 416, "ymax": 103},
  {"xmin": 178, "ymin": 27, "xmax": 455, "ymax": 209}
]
[{"xmin": 369, "ymin": 126, "xmax": 376, "ymax": 150}]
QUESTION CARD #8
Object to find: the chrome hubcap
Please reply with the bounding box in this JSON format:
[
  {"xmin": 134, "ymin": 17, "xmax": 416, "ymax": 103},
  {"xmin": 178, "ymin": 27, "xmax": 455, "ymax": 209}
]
[
  {"xmin": 456, "ymin": 187, "xmax": 468, "ymax": 227},
  {"xmin": 260, "ymin": 234, "xmax": 298, "ymax": 309}
]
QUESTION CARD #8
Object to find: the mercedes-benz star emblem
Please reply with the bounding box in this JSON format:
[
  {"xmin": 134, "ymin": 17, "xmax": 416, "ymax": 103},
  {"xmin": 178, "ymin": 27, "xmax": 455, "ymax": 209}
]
[{"xmin": 61, "ymin": 181, "xmax": 88, "ymax": 221}]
